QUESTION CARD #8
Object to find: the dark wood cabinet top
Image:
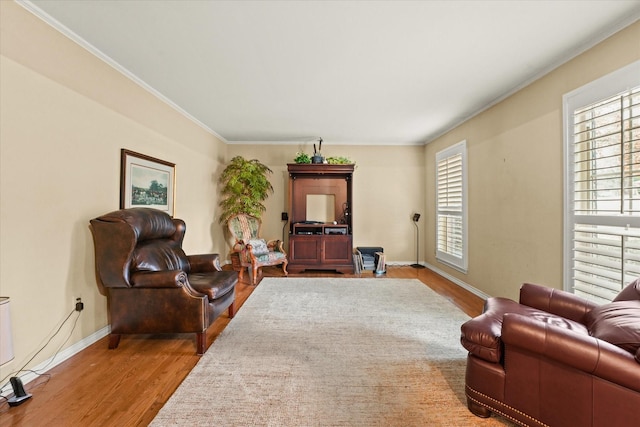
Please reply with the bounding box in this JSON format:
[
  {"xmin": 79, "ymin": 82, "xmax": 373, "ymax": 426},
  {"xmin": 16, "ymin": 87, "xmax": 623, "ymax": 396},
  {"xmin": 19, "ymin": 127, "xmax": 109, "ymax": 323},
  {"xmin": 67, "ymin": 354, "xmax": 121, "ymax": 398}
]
[{"xmin": 287, "ymin": 163, "xmax": 355, "ymax": 175}]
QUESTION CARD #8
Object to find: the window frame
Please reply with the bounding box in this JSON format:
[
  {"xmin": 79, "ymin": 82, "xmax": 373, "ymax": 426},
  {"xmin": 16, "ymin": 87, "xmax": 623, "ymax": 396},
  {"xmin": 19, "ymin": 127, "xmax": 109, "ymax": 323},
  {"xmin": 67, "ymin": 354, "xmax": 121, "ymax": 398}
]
[
  {"xmin": 563, "ymin": 60, "xmax": 640, "ymax": 299},
  {"xmin": 435, "ymin": 140, "xmax": 468, "ymax": 273}
]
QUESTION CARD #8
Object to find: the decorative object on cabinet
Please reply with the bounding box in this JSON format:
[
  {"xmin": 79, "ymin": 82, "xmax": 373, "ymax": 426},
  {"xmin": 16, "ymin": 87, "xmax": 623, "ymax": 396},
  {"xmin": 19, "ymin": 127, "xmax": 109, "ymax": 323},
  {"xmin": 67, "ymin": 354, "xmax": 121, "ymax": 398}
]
[
  {"xmin": 287, "ymin": 163, "xmax": 354, "ymax": 273},
  {"xmin": 312, "ymin": 137, "xmax": 324, "ymax": 164},
  {"xmin": 120, "ymin": 149, "xmax": 175, "ymax": 217},
  {"xmin": 218, "ymin": 156, "xmax": 273, "ymax": 225},
  {"xmin": 227, "ymin": 213, "xmax": 288, "ymax": 285},
  {"xmin": 294, "ymin": 152, "xmax": 312, "ymax": 164},
  {"xmin": 326, "ymin": 156, "xmax": 354, "ymax": 165}
]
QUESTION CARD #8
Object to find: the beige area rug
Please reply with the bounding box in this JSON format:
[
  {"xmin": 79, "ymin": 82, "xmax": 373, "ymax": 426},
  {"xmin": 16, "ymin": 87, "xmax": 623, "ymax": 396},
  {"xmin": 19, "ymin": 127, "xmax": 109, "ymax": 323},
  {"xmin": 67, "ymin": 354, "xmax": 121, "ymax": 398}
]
[{"xmin": 151, "ymin": 278, "xmax": 513, "ymax": 426}]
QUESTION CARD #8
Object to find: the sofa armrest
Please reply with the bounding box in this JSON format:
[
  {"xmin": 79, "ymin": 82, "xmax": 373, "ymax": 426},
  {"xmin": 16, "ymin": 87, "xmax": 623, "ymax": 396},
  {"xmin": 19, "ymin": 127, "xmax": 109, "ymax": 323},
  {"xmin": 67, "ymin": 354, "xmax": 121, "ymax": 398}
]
[
  {"xmin": 519, "ymin": 283, "xmax": 598, "ymax": 323},
  {"xmin": 130, "ymin": 270, "xmax": 188, "ymax": 288},
  {"xmin": 502, "ymin": 313, "xmax": 640, "ymax": 392},
  {"xmin": 188, "ymin": 254, "xmax": 222, "ymax": 272}
]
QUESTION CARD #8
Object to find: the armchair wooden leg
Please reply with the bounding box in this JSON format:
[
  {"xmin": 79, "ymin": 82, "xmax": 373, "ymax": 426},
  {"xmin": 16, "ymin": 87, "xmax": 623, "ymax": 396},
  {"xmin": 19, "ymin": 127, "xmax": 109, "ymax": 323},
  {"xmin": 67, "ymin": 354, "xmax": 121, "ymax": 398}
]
[
  {"xmin": 252, "ymin": 267, "xmax": 259, "ymax": 285},
  {"xmin": 282, "ymin": 260, "xmax": 288, "ymax": 276},
  {"xmin": 108, "ymin": 333, "xmax": 121, "ymax": 349},
  {"xmin": 196, "ymin": 331, "xmax": 206, "ymax": 355},
  {"xmin": 228, "ymin": 301, "xmax": 236, "ymax": 319}
]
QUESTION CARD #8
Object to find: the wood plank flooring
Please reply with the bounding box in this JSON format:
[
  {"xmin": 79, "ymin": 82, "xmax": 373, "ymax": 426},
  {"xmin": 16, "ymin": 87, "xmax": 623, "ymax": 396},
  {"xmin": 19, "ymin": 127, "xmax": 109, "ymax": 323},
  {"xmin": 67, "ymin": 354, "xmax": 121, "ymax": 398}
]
[{"xmin": 0, "ymin": 266, "xmax": 485, "ymax": 426}]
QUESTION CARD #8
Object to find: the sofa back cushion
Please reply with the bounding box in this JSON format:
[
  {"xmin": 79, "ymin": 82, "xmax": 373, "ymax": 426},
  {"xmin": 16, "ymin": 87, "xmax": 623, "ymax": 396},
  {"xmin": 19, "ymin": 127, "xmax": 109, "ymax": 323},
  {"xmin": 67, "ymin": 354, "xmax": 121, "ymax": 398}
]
[
  {"xmin": 613, "ymin": 278, "xmax": 640, "ymax": 302},
  {"xmin": 585, "ymin": 300, "xmax": 640, "ymax": 354}
]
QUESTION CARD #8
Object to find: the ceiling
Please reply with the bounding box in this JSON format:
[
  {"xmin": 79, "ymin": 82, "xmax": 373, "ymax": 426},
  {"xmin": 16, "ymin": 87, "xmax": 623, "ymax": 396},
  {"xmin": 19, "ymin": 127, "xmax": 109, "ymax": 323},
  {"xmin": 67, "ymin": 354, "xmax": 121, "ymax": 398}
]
[{"xmin": 22, "ymin": 0, "xmax": 640, "ymax": 145}]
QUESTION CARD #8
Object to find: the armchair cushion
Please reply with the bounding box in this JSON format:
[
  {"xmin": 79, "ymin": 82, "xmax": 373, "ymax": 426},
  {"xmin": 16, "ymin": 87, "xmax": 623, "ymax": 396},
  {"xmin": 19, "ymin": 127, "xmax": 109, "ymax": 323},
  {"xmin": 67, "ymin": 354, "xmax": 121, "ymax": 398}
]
[
  {"xmin": 132, "ymin": 240, "xmax": 189, "ymax": 273},
  {"xmin": 188, "ymin": 271, "xmax": 237, "ymax": 300},
  {"xmin": 255, "ymin": 251, "xmax": 287, "ymax": 263},
  {"xmin": 585, "ymin": 300, "xmax": 640, "ymax": 354},
  {"xmin": 248, "ymin": 238, "xmax": 269, "ymax": 255}
]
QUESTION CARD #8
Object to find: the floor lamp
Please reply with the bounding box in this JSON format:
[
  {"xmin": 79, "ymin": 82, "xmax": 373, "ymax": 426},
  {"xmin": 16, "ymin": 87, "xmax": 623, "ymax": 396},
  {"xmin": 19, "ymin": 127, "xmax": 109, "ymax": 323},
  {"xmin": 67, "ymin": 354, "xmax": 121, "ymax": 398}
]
[{"xmin": 411, "ymin": 213, "xmax": 425, "ymax": 269}]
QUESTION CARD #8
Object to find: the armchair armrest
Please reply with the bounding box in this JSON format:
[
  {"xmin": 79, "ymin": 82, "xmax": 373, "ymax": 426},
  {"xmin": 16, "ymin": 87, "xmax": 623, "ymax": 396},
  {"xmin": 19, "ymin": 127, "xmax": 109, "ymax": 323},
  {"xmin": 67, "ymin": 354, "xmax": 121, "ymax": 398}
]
[
  {"xmin": 519, "ymin": 283, "xmax": 598, "ymax": 323},
  {"xmin": 130, "ymin": 270, "xmax": 188, "ymax": 288},
  {"xmin": 502, "ymin": 313, "xmax": 640, "ymax": 392},
  {"xmin": 267, "ymin": 239, "xmax": 286, "ymax": 254},
  {"xmin": 188, "ymin": 254, "xmax": 222, "ymax": 272}
]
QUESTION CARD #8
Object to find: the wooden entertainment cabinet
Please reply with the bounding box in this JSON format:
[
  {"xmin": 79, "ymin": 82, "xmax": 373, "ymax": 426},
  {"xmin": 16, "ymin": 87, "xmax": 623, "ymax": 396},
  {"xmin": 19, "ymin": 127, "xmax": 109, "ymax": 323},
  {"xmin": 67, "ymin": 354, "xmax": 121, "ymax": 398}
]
[{"xmin": 287, "ymin": 163, "xmax": 354, "ymax": 273}]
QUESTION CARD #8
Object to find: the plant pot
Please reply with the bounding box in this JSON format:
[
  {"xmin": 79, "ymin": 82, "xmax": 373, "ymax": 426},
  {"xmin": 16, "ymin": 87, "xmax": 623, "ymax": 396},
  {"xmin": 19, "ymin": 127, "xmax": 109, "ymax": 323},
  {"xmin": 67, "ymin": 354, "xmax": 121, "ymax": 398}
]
[{"xmin": 312, "ymin": 155, "xmax": 324, "ymax": 164}]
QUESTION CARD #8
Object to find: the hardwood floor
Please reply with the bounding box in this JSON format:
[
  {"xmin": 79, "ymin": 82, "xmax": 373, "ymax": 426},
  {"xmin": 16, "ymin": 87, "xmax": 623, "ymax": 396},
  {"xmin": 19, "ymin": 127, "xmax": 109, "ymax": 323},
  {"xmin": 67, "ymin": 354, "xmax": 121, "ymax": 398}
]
[{"xmin": 0, "ymin": 266, "xmax": 485, "ymax": 426}]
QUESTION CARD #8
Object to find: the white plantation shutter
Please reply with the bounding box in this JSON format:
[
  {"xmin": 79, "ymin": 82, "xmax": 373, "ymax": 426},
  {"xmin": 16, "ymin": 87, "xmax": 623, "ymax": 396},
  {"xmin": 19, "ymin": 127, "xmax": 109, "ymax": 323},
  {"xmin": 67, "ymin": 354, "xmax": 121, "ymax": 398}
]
[
  {"xmin": 564, "ymin": 61, "xmax": 640, "ymax": 304},
  {"xmin": 436, "ymin": 141, "xmax": 467, "ymax": 272}
]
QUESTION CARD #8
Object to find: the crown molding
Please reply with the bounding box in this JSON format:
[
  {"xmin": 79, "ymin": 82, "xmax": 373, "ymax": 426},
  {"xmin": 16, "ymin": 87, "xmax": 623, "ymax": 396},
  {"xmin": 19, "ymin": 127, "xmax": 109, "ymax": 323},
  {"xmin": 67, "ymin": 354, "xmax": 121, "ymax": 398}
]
[{"xmin": 15, "ymin": 0, "xmax": 228, "ymax": 144}]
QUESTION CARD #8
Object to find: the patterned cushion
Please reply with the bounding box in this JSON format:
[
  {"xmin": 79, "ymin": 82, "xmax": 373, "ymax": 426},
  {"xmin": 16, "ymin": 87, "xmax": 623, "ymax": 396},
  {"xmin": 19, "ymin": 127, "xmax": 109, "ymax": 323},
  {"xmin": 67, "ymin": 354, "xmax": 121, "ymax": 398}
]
[
  {"xmin": 229, "ymin": 215, "xmax": 260, "ymax": 242},
  {"xmin": 255, "ymin": 251, "xmax": 286, "ymax": 263},
  {"xmin": 248, "ymin": 239, "xmax": 269, "ymax": 256}
]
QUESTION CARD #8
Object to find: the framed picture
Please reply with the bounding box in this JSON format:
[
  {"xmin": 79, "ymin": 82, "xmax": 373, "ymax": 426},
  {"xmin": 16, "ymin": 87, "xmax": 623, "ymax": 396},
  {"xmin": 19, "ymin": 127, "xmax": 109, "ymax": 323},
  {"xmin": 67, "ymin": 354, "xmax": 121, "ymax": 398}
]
[{"xmin": 120, "ymin": 149, "xmax": 175, "ymax": 216}]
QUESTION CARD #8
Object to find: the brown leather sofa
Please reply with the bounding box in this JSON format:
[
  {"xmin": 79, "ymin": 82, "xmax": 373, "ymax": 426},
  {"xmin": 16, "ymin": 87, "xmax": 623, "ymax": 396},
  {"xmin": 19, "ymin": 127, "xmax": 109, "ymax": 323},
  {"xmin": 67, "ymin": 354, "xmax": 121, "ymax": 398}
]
[
  {"xmin": 460, "ymin": 280, "xmax": 640, "ymax": 426},
  {"xmin": 90, "ymin": 208, "xmax": 237, "ymax": 355}
]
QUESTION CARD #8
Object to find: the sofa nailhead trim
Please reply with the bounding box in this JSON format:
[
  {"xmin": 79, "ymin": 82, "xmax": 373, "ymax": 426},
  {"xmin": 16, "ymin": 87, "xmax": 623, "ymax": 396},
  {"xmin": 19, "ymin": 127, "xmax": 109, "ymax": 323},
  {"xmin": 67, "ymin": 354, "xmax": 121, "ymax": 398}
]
[{"xmin": 466, "ymin": 385, "xmax": 549, "ymax": 427}]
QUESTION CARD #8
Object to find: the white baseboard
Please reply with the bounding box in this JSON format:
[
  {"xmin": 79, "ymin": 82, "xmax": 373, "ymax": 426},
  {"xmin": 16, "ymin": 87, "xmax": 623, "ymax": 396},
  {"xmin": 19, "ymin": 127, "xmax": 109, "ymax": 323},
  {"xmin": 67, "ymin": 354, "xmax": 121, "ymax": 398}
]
[
  {"xmin": 423, "ymin": 262, "xmax": 491, "ymax": 300},
  {"xmin": 379, "ymin": 261, "xmax": 491, "ymax": 301},
  {"xmin": 1, "ymin": 325, "xmax": 110, "ymax": 397}
]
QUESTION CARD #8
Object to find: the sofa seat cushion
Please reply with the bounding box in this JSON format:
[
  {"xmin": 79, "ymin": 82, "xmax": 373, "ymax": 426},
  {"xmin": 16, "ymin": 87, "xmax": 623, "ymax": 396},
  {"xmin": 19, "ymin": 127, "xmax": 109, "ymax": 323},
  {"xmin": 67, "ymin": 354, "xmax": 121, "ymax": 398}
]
[
  {"xmin": 585, "ymin": 300, "xmax": 640, "ymax": 354},
  {"xmin": 188, "ymin": 271, "xmax": 237, "ymax": 301},
  {"xmin": 461, "ymin": 297, "xmax": 589, "ymax": 363}
]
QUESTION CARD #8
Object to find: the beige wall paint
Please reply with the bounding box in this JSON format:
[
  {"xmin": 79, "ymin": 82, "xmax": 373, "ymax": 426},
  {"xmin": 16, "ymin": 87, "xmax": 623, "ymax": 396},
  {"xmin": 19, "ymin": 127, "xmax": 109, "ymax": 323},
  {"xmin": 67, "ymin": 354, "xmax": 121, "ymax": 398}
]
[
  {"xmin": 0, "ymin": 2, "xmax": 227, "ymax": 378},
  {"xmin": 225, "ymin": 144, "xmax": 426, "ymax": 260},
  {"xmin": 425, "ymin": 20, "xmax": 640, "ymax": 301}
]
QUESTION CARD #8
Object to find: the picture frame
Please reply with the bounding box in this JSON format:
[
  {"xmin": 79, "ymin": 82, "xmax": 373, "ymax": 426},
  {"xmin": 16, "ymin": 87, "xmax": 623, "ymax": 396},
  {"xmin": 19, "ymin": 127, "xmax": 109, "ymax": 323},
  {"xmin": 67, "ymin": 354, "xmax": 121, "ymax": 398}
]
[{"xmin": 120, "ymin": 149, "xmax": 176, "ymax": 216}]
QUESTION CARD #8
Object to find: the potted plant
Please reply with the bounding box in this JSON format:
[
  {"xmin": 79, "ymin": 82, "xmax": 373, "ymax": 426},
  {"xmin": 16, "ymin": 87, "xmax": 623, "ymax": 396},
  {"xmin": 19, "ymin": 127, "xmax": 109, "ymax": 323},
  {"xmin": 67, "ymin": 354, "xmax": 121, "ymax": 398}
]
[{"xmin": 218, "ymin": 156, "xmax": 273, "ymax": 224}]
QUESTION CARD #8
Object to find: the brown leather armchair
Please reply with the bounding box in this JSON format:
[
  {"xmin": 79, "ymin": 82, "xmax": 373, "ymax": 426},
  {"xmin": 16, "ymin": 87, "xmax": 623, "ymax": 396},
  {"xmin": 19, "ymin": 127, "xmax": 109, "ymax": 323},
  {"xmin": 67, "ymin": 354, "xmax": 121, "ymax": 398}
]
[
  {"xmin": 460, "ymin": 280, "xmax": 640, "ymax": 427},
  {"xmin": 90, "ymin": 208, "xmax": 237, "ymax": 355}
]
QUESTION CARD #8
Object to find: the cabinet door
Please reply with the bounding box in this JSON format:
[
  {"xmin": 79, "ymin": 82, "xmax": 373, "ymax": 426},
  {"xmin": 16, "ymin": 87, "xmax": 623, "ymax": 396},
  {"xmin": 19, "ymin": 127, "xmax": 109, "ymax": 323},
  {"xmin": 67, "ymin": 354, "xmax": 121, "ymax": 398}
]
[
  {"xmin": 290, "ymin": 236, "xmax": 321, "ymax": 264},
  {"xmin": 322, "ymin": 236, "xmax": 352, "ymax": 263}
]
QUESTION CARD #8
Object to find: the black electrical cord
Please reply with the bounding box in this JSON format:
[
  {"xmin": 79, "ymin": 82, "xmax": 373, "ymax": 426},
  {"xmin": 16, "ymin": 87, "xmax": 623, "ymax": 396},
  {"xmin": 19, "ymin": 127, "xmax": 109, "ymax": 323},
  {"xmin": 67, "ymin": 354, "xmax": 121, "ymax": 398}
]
[{"xmin": 0, "ymin": 308, "xmax": 81, "ymax": 407}]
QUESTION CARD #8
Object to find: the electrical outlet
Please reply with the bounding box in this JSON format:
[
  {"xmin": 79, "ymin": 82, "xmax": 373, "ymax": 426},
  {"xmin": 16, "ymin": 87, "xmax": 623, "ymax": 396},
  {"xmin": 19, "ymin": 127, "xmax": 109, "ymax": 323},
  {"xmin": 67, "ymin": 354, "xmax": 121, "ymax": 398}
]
[{"xmin": 75, "ymin": 297, "xmax": 84, "ymax": 312}]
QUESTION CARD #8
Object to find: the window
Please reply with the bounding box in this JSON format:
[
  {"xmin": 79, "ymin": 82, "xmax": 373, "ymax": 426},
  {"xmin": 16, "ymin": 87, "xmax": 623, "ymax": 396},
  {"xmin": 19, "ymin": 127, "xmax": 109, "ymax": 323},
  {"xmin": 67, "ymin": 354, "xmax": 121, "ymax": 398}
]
[
  {"xmin": 436, "ymin": 140, "xmax": 468, "ymax": 272},
  {"xmin": 564, "ymin": 60, "xmax": 640, "ymax": 304}
]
